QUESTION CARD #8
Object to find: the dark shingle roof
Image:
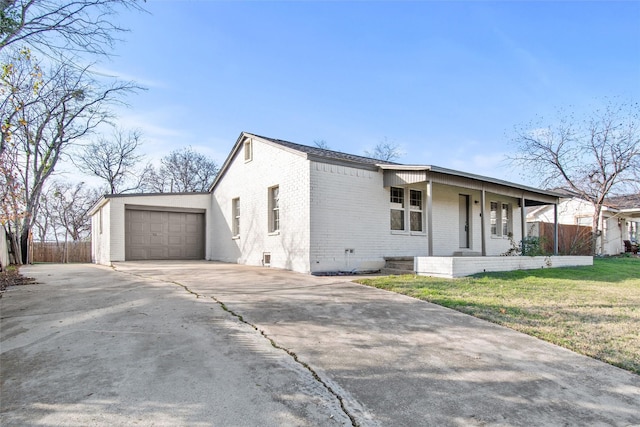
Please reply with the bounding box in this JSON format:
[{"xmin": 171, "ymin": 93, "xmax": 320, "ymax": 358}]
[
  {"xmin": 605, "ymin": 194, "xmax": 640, "ymax": 210},
  {"xmin": 249, "ymin": 133, "xmax": 400, "ymax": 167}
]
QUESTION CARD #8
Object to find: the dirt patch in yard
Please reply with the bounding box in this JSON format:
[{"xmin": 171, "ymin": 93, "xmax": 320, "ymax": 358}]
[{"xmin": 0, "ymin": 267, "xmax": 37, "ymax": 295}]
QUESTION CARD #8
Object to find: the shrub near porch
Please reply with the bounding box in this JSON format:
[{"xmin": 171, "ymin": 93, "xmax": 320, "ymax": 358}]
[{"xmin": 357, "ymin": 257, "xmax": 640, "ymax": 375}]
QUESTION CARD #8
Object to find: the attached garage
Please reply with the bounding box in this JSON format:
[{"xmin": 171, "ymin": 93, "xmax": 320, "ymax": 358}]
[{"xmin": 125, "ymin": 206, "xmax": 205, "ymax": 260}]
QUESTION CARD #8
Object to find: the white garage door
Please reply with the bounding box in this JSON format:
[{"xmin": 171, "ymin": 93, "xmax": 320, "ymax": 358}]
[{"xmin": 125, "ymin": 208, "xmax": 205, "ymax": 260}]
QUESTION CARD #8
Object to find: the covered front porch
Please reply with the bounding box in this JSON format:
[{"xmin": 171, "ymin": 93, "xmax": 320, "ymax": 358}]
[
  {"xmin": 380, "ymin": 166, "xmax": 595, "ymax": 278},
  {"xmin": 382, "ymin": 165, "xmax": 564, "ymax": 257}
]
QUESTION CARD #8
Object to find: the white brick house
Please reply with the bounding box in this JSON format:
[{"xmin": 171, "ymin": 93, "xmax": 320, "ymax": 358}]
[{"xmin": 91, "ymin": 132, "xmax": 579, "ymax": 275}]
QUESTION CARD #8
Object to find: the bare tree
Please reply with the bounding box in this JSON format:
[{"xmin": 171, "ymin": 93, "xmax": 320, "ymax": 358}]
[
  {"xmin": 49, "ymin": 181, "xmax": 99, "ymax": 242},
  {"xmin": 508, "ymin": 100, "xmax": 640, "ymax": 254},
  {"xmin": 141, "ymin": 147, "xmax": 219, "ymax": 193},
  {"xmin": 0, "ymin": 49, "xmax": 138, "ymax": 263},
  {"xmin": 364, "ymin": 137, "xmax": 403, "ymax": 162},
  {"xmin": 0, "ymin": 0, "xmax": 144, "ymax": 59},
  {"xmin": 76, "ymin": 127, "xmax": 144, "ymax": 193},
  {"xmin": 313, "ymin": 139, "xmax": 330, "ymax": 149}
]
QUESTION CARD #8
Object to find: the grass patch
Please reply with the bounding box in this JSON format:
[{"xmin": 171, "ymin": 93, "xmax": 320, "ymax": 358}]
[{"xmin": 357, "ymin": 257, "xmax": 640, "ymax": 375}]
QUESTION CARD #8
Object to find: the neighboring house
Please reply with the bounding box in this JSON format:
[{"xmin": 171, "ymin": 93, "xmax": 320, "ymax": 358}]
[
  {"xmin": 527, "ymin": 193, "xmax": 640, "ymax": 256},
  {"xmin": 91, "ymin": 132, "xmax": 567, "ymax": 275}
]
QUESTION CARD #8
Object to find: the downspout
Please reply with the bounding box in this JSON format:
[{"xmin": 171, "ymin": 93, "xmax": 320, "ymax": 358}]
[
  {"xmin": 520, "ymin": 194, "xmax": 526, "ymax": 255},
  {"xmin": 480, "ymin": 187, "xmax": 486, "ymax": 256},
  {"xmin": 427, "ymin": 180, "xmax": 433, "ymax": 256},
  {"xmin": 554, "ymin": 203, "xmax": 559, "ymax": 255}
]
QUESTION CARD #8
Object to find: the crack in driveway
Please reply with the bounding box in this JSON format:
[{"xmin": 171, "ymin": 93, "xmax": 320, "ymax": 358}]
[{"xmin": 121, "ymin": 269, "xmax": 359, "ymax": 427}]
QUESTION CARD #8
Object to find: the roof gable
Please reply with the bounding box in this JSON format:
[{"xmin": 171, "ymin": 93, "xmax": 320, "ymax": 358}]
[{"xmin": 209, "ymin": 132, "xmax": 396, "ymax": 191}]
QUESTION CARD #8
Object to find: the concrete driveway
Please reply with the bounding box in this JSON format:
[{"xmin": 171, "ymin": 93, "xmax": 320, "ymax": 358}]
[{"xmin": 2, "ymin": 262, "xmax": 639, "ymax": 426}]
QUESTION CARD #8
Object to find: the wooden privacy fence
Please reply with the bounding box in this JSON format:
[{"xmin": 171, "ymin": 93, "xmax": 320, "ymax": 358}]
[
  {"xmin": 31, "ymin": 241, "xmax": 92, "ymax": 263},
  {"xmin": 538, "ymin": 222, "xmax": 593, "ymax": 255}
]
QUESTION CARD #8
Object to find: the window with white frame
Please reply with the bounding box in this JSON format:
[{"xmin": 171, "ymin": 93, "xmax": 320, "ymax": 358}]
[
  {"xmin": 232, "ymin": 198, "xmax": 240, "ymax": 237},
  {"xmin": 502, "ymin": 203, "xmax": 510, "ymax": 236},
  {"xmin": 490, "ymin": 201, "xmax": 512, "ymax": 237},
  {"xmin": 269, "ymin": 186, "xmax": 280, "ymax": 233},
  {"xmin": 410, "ymin": 189, "xmax": 423, "ymax": 232},
  {"xmin": 244, "ymin": 138, "xmax": 252, "ymax": 162},
  {"xmin": 390, "ymin": 187, "xmax": 405, "ymax": 231},
  {"xmin": 490, "ymin": 202, "xmax": 498, "ymax": 236}
]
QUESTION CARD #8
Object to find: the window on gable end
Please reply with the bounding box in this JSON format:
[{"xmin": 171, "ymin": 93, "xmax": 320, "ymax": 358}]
[{"xmin": 244, "ymin": 138, "xmax": 253, "ymax": 162}]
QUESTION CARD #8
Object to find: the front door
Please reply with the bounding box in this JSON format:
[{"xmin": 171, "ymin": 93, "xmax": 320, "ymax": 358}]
[{"xmin": 459, "ymin": 194, "xmax": 470, "ymax": 248}]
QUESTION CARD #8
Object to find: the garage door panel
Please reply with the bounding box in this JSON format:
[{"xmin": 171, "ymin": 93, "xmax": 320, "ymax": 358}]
[
  {"xmin": 185, "ymin": 223, "xmax": 200, "ymax": 233},
  {"xmin": 125, "ymin": 209, "xmax": 204, "ymax": 261},
  {"xmin": 147, "ymin": 247, "xmax": 168, "ymax": 259},
  {"xmin": 168, "ymin": 223, "xmax": 184, "ymax": 233},
  {"xmin": 149, "ymin": 234, "xmax": 165, "ymax": 245},
  {"xmin": 149, "ymin": 222, "xmax": 164, "ymax": 233},
  {"xmin": 168, "ymin": 235, "xmax": 184, "ymax": 245}
]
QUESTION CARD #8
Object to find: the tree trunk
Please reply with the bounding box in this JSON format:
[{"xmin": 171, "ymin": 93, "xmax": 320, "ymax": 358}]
[
  {"xmin": 20, "ymin": 225, "xmax": 30, "ymax": 264},
  {"xmin": 592, "ymin": 205, "xmax": 603, "ymax": 256}
]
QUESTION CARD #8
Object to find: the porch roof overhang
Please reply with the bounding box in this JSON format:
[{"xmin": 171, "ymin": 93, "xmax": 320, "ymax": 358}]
[
  {"xmin": 614, "ymin": 208, "xmax": 640, "ymax": 219},
  {"xmin": 379, "ymin": 165, "xmax": 561, "ymax": 206}
]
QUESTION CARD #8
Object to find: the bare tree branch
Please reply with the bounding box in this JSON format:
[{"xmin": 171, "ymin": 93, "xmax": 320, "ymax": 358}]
[
  {"xmin": 0, "ymin": 48, "xmax": 139, "ymax": 262},
  {"xmin": 0, "ymin": 0, "xmax": 145, "ymax": 61},
  {"xmin": 141, "ymin": 146, "xmax": 219, "ymax": 193},
  {"xmin": 507, "ymin": 100, "xmax": 640, "ymax": 254},
  {"xmin": 364, "ymin": 137, "xmax": 403, "ymax": 162},
  {"xmin": 75, "ymin": 126, "xmax": 144, "ymax": 193}
]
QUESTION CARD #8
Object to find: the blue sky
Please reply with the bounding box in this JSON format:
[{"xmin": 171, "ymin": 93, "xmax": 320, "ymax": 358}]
[{"xmin": 88, "ymin": 0, "xmax": 640, "ymax": 186}]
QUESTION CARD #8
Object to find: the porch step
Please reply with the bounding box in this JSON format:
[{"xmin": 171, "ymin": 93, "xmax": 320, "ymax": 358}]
[{"xmin": 383, "ymin": 257, "xmax": 415, "ymax": 275}]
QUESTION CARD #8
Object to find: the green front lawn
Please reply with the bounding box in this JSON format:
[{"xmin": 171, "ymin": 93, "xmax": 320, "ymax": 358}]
[{"xmin": 357, "ymin": 257, "xmax": 640, "ymax": 374}]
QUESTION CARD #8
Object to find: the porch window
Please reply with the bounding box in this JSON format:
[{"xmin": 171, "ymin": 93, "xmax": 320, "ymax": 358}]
[
  {"xmin": 410, "ymin": 189, "xmax": 423, "ymax": 232},
  {"xmin": 490, "ymin": 202, "xmax": 498, "ymax": 235},
  {"xmin": 269, "ymin": 186, "xmax": 280, "ymax": 233},
  {"xmin": 390, "ymin": 187, "xmax": 405, "ymax": 231},
  {"xmin": 502, "ymin": 203, "xmax": 510, "ymax": 236},
  {"xmin": 232, "ymin": 198, "xmax": 240, "ymax": 237}
]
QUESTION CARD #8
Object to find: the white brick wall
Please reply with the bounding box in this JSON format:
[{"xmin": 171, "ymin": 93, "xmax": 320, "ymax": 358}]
[
  {"xmin": 416, "ymin": 255, "xmax": 593, "ymax": 278},
  {"xmin": 91, "ymin": 202, "xmax": 112, "ymax": 265},
  {"xmin": 307, "ymin": 170, "xmax": 528, "ymax": 272},
  {"xmin": 309, "ymin": 163, "xmax": 388, "ymax": 273},
  {"xmin": 211, "ymin": 138, "xmax": 311, "ymax": 272}
]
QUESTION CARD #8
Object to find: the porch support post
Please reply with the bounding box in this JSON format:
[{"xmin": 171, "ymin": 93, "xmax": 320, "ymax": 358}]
[
  {"xmin": 554, "ymin": 203, "xmax": 559, "ymax": 255},
  {"xmin": 480, "ymin": 188, "xmax": 486, "ymax": 256},
  {"xmin": 521, "ymin": 195, "xmax": 526, "ymax": 255},
  {"xmin": 427, "ymin": 179, "xmax": 433, "ymax": 256}
]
